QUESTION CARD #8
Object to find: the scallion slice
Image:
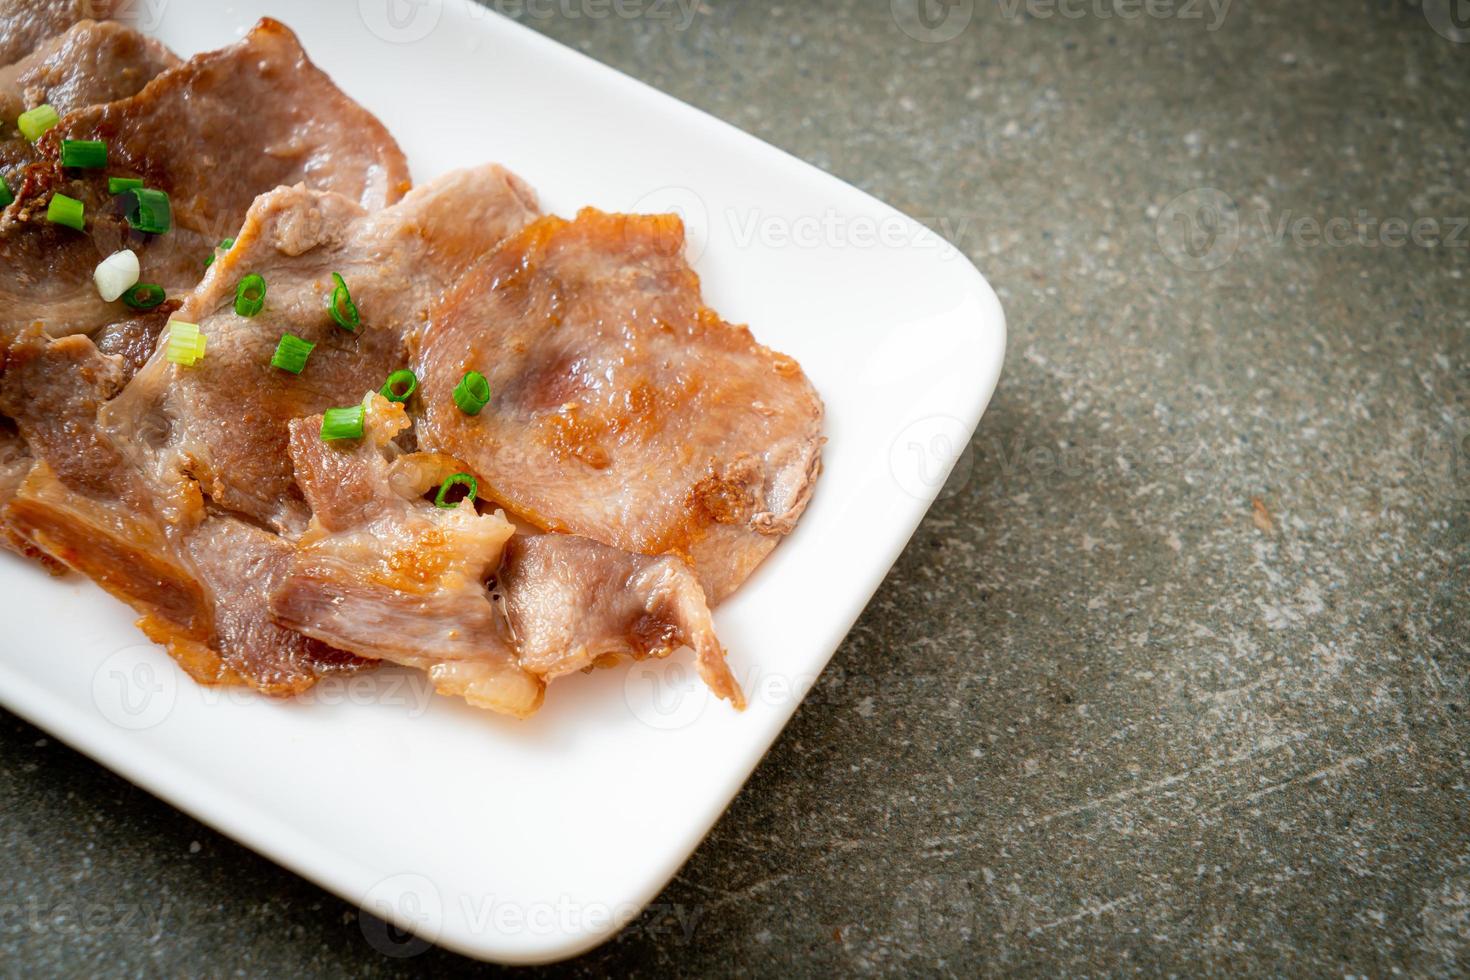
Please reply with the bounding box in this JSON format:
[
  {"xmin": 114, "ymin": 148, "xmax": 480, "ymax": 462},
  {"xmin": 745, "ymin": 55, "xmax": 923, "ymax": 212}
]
[
  {"xmin": 320, "ymin": 404, "xmax": 365, "ymax": 441},
  {"xmin": 45, "ymin": 193, "xmax": 84, "ymax": 230},
  {"xmin": 234, "ymin": 273, "xmax": 265, "ymax": 317},
  {"xmin": 379, "ymin": 369, "xmax": 417, "ymax": 403},
  {"xmin": 164, "ymin": 321, "xmax": 206, "ymax": 367},
  {"xmin": 107, "ymin": 176, "xmax": 143, "ymax": 194},
  {"xmin": 94, "ymin": 249, "xmax": 139, "ymax": 302},
  {"xmin": 59, "ymin": 139, "xmax": 106, "ymax": 169},
  {"xmin": 327, "ymin": 272, "xmax": 359, "ymax": 332},
  {"xmin": 452, "ymin": 370, "xmax": 490, "ymax": 416},
  {"xmin": 125, "ymin": 187, "xmax": 171, "ymax": 234},
  {"xmin": 269, "ymin": 333, "xmax": 314, "ymax": 374},
  {"xmin": 204, "ymin": 237, "xmax": 234, "ymax": 268},
  {"xmin": 17, "ymin": 104, "xmax": 58, "ymax": 142},
  {"xmin": 122, "ymin": 282, "xmax": 165, "ymax": 310},
  {"xmin": 0, "ymin": 174, "xmax": 11, "ymax": 208},
  {"xmin": 434, "ymin": 472, "xmax": 478, "ymax": 509}
]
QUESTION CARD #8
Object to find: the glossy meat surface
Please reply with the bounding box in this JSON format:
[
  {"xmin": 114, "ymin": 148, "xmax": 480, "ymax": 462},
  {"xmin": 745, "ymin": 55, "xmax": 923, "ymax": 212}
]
[
  {"xmin": 415, "ymin": 208, "xmax": 823, "ymax": 601},
  {"xmin": 272, "ymin": 399, "xmax": 742, "ymax": 716},
  {"xmin": 0, "ymin": 0, "xmax": 111, "ymax": 67},
  {"xmin": 100, "ymin": 165, "xmax": 538, "ymax": 536},
  {"xmin": 0, "ymin": 18, "xmax": 410, "ymax": 340},
  {"xmin": 0, "ymin": 19, "xmax": 177, "ymax": 122}
]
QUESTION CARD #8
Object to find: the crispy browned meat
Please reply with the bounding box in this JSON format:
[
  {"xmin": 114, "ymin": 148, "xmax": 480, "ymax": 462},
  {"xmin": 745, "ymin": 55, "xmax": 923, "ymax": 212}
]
[
  {"xmin": 272, "ymin": 398, "xmax": 544, "ymax": 717},
  {"xmin": 0, "ymin": 326, "xmax": 365, "ymax": 691},
  {"xmin": 414, "ymin": 209, "xmax": 824, "ymax": 602},
  {"xmin": 100, "ymin": 164, "xmax": 538, "ymax": 536},
  {"xmin": 0, "ymin": 18, "xmax": 410, "ymax": 340},
  {"xmin": 271, "ymin": 398, "xmax": 742, "ymax": 716},
  {"xmin": 2, "ymin": 168, "xmax": 538, "ymax": 692},
  {"xmin": 0, "ymin": 0, "xmax": 112, "ymax": 67},
  {"xmin": 499, "ymin": 532, "xmax": 742, "ymax": 705}
]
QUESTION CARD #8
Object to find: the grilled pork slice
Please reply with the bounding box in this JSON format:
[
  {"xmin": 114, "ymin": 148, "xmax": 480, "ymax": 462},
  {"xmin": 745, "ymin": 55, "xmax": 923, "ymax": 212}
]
[
  {"xmin": 0, "ymin": 18, "xmax": 411, "ymax": 340},
  {"xmin": 2, "ymin": 167, "xmax": 537, "ymax": 692},
  {"xmin": 0, "ymin": 0, "xmax": 113, "ymax": 67},
  {"xmin": 0, "ymin": 19, "xmax": 178, "ymax": 183},
  {"xmin": 271, "ymin": 397, "xmax": 743, "ymax": 717},
  {"xmin": 0, "ymin": 327, "xmax": 364, "ymax": 691},
  {"xmin": 0, "ymin": 19, "xmax": 178, "ymax": 124},
  {"xmin": 99, "ymin": 164, "xmax": 538, "ymax": 537},
  {"xmin": 414, "ymin": 209, "xmax": 824, "ymax": 602}
]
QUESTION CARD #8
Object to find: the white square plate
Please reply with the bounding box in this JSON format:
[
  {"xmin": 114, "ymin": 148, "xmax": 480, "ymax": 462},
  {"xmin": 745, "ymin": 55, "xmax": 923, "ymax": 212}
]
[{"xmin": 0, "ymin": 0, "xmax": 1005, "ymax": 964}]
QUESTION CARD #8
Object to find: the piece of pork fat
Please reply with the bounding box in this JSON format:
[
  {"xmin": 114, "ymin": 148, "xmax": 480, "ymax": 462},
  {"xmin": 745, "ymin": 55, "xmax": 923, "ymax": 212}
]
[
  {"xmin": 270, "ymin": 398, "xmax": 743, "ymax": 717},
  {"xmin": 0, "ymin": 19, "xmax": 178, "ymax": 182},
  {"xmin": 0, "ymin": 0, "xmax": 114, "ymax": 67},
  {"xmin": 99, "ymin": 164, "xmax": 539, "ymax": 538},
  {"xmin": 0, "ymin": 17, "xmax": 411, "ymax": 340},
  {"xmin": 0, "ymin": 326, "xmax": 365, "ymax": 690},
  {"xmin": 414, "ymin": 208, "xmax": 824, "ymax": 602}
]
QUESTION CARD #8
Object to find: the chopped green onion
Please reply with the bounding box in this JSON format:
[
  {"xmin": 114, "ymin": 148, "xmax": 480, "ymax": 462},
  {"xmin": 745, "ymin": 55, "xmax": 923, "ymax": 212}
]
[
  {"xmin": 107, "ymin": 176, "xmax": 143, "ymax": 194},
  {"xmin": 17, "ymin": 104, "xmax": 58, "ymax": 142},
  {"xmin": 59, "ymin": 139, "xmax": 106, "ymax": 169},
  {"xmin": 327, "ymin": 272, "xmax": 359, "ymax": 332},
  {"xmin": 0, "ymin": 174, "xmax": 11, "ymax": 208},
  {"xmin": 452, "ymin": 370, "xmax": 491, "ymax": 416},
  {"xmin": 94, "ymin": 248, "xmax": 139, "ymax": 302},
  {"xmin": 204, "ymin": 237, "xmax": 234, "ymax": 268},
  {"xmin": 320, "ymin": 404, "xmax": 365, "ymax": 441},
  {"xmin": 234, "ymin": 273, "xmax": 265, "ymax": 317},
  {"xmin": 125, "ymin": 187, "xmax": 170, "ymax": 234},
  {"xmin": 379, "ymin": 369, "xmax": 417, "ymax": 403},
  {"xmin": 122, "ymin": 282, "xmax": 165, "ymax": 309},
  {"xmin": 434, "ymin": 472, "xmax": 478, "ymax": 509},
  {"xmin": 164, "ymin": 321, "xmax": 206, "ymax": 367},
  {"xmin": 270, "ymin": 333, "xmax": 314, "ymax": 374},
  {"xmin": 45, "ymin": 193, "xmax": 84, "ymax": 230}
]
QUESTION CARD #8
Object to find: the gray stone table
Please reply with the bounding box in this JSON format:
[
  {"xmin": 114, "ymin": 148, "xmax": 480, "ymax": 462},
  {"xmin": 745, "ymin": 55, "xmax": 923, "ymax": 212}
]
[{"xmin": 2, "ymin": 0, "xmax": 1466, "ymax": 975}]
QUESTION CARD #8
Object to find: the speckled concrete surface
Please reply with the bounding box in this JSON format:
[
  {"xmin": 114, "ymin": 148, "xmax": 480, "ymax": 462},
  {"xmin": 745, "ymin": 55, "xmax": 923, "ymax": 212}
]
[{"xmin": 2, "ymin": 1, "xmax": 1467, "ymax": 975}]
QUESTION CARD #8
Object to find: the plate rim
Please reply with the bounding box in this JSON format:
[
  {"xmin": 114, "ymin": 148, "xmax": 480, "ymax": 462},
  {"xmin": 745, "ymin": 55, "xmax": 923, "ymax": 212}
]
[{"xmin": 0, "ymin": 4, "xmax": 1007, "ymax": 966}]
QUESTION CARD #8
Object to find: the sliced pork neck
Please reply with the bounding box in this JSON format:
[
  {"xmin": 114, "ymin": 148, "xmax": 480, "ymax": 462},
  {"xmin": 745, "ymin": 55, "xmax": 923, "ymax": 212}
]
[
  {"xmin": 0, "ymin": 17, "xmax": 411, "ymax": 341},
  {"xmin": 2, "ymin": 168, "xmax": 538, "ymax": 692},
  {"xmin": 0, "ymin": 19, "xmax": 178, "ymax": 125},
  {"xmin": 0, "ymin": 19, "xmax": 179, "ymax": 183},
  {"xmin": 100, "ymin": 164, "xmax": 539, "ymax": 536},
  {"xmin": 271, "ymin": 398, "xmax": 743, "ymax": 717},
  {"xmin": 0, "ymin": 0, "xmax": 113, "ymax": 67},
  {"xmin": 414, "ymin": 208, "xmax": 824, "ymax": 602}
]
